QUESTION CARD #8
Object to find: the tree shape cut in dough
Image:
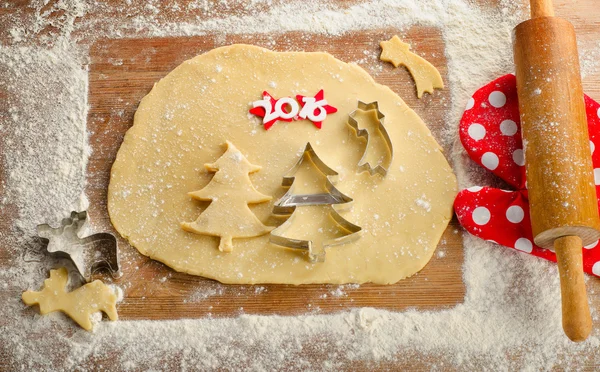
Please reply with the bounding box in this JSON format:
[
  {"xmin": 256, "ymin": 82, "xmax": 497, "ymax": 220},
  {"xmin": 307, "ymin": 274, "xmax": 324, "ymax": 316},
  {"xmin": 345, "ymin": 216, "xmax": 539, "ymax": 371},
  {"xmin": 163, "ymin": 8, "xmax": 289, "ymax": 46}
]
[
  {"xmin": 182, "ymin": 141, "xmax": 273, "ymax": 252},
  {"xmin": 22, "ymin": 267, "xmax": 118, "ymax": 331},
  {"xmin": 270, "ymin": 143, "xmax": 362, "ymax": 262},
  {"xmin": 347, "ymin": 101, "xmax": 393, "ymax": 176},
  {"xmin": 380, "ymin": 35, "xmax": 444, "ymax": 98}
]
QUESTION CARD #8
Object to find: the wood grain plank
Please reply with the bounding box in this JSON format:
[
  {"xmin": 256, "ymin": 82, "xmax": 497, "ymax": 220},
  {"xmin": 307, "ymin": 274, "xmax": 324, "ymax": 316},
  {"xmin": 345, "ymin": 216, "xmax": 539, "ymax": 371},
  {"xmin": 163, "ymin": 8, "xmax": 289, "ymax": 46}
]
[{"xmin": 86, "ymin": 27, "xmax": 465, "ymax": 320}]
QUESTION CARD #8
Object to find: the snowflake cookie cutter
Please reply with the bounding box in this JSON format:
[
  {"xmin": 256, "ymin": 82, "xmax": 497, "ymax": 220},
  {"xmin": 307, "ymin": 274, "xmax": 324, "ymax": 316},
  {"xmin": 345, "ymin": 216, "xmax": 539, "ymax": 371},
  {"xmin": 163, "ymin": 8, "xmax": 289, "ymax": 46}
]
[
  {"xmin": 36, "ymin": 211, "xmax": 121, "ymax": 282},
  {"xmin": 270, "ymin": 143, "xmax": 362, "ymax": 263},
  {"xmin": 347, "ymin": 101, "xmax": 394, "ymax": 176}
]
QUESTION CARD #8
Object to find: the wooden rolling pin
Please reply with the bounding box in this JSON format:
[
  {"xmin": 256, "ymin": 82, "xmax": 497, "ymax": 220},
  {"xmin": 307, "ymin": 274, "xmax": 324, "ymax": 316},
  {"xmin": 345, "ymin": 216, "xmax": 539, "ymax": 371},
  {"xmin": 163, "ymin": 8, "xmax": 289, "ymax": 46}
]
[{"xmin": 513, "ymin": 0, "xmax": 600, "ymax": 341}]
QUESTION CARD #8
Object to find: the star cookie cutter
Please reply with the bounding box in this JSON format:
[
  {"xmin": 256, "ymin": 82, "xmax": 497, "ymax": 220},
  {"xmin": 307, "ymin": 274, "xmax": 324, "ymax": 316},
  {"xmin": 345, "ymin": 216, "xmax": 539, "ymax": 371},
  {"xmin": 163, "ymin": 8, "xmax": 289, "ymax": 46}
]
[
  {"xmin": 347, "ymin": 101, "xmax": 394, "ymax": 176},
  {"xmin": 270, "ymin": 143, "xmax": 362, "ymax": 262},
  {"xmin": 36, "ymin": 211, "xmax": 121, "ymax": 282}
]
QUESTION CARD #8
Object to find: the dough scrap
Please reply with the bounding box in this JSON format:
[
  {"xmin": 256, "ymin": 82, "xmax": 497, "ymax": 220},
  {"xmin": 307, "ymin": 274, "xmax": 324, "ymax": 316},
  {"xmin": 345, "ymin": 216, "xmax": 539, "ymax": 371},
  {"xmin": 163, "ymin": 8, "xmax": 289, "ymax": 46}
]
[
  {"xmin": 181, "ymin": 140, "xmax": 273, "ymax": 252},
  {"xmin": 380, "ymin": 35, "xmax": 444, "ymax": 98},
  {"xmin": 22, "ymin": 268, "xmax": 118, "ymax": 331},
  {"xmin": 108, "ymin": 44, "xmax": 457, "ymax": 284}
]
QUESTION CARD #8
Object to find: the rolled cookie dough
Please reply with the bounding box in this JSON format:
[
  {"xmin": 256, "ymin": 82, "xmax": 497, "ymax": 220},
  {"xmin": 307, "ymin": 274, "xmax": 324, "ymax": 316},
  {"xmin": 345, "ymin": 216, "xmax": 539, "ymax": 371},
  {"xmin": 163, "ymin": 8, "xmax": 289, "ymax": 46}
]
[{"xmin": 108, "ymin": 44, "xmax": 457, "ymax": 284}]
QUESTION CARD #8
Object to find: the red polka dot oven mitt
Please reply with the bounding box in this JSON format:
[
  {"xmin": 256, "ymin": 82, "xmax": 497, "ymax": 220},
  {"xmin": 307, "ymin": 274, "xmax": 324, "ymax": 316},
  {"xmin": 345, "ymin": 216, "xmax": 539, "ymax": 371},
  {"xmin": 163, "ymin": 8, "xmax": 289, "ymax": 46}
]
[{"xmin": 454, "ymin": 74, "xmax": 600, "ymax": 277}]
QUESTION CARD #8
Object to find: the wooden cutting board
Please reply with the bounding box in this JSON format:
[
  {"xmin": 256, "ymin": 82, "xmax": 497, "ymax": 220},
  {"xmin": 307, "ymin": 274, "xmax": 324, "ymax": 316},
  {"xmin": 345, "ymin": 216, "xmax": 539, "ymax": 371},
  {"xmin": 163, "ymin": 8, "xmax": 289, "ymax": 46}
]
[{"xmin": 86, "ymin": 26, "xmax": 465, "ymax": 320}]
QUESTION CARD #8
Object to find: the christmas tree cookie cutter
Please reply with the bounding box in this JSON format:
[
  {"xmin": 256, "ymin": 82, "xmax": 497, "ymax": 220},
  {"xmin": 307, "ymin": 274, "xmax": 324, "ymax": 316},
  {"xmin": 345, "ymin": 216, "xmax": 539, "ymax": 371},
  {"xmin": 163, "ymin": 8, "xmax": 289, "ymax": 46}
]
[
  {"xmin": 270, "ymin": 143, "xmax": 362, "ymax": 262},
  {"xmin": 37, "ymin": 211, "xmax": 121, "ymax": 282},
  {"xmin": 347, "ymin": 101, "xmax": 394, "ymax": 176},
  {"xmin": 273, "ymin": 143, "xmax": 353, "ymax": 214}
]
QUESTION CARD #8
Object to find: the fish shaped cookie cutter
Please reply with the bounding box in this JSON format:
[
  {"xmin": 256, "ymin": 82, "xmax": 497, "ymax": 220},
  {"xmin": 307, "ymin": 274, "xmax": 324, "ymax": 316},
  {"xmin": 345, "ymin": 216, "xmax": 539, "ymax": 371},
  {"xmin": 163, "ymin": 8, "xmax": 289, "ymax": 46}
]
[
  {"xmin": 37, "ymin": 211, "xmax": 121, "ymax": 282},
  {"xmin": 347, "ymin": 101, "xmax": 394, "ymax": 176},
  {"xmin": 270, "ymin": 143, "xmax": 362, "ymax": 262}
]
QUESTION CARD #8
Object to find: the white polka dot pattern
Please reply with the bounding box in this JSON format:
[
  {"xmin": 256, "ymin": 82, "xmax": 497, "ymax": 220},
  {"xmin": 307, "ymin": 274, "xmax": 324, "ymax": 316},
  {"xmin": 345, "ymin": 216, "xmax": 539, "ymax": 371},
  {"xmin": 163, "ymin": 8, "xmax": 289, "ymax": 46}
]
[
  {"xmin": 500, "ymin": 120, "xmax": 517, "ymax": 136},
  {"xmin": 506, "ymin": 205, "xmax": 524, "ymax": 223},
  {"xmin": 515, "ymin": 238, "xmax": 533, "ymax": 253},
  {"xmin": 472, "ymin": 207, "xmax": 491, "ymax": 226},
  {"xmin": 467, "ymin": 186, "xmax": 483, "ymax": 192},
  {"xmin": 593, "ymin": 261, "xmax": 600, "ymax": 276},
  {"xmin": 488, "ymin": 91, "xmax": 506, "ymax": 108},
  {"xmin": 468, "ymin": 124, "xmax": 486, "ymax": 141},
  {"xmin": 512, "ymin": 149, "xmax": 525, "ymax": 166},
  {"xmin": 481, "ymin": 152, "xmax": 499, "ymax": 170},
  {"xmin": 466, "ymin": 97, "xmax": 475, "ymax": 110}
]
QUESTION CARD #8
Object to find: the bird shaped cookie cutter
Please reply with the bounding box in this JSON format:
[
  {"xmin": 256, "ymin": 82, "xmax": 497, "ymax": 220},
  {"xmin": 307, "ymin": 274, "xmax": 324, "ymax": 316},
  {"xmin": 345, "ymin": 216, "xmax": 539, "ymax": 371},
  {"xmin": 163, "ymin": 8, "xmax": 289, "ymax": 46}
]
[
  {"xmin": 36, "ymin": 211, "xmax": 121, "ymax": 282},
  {"xmin": 347, "ymin": 101, "xmax": 394, "ymax": 176}
]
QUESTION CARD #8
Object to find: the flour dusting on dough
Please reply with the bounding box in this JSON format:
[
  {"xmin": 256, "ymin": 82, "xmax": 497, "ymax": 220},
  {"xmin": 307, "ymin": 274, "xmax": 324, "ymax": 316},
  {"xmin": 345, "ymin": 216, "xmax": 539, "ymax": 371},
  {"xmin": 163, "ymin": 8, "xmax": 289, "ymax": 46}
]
[{"xmin": 108, "ymin": 44, "xmax": 456, "ymax": 284}]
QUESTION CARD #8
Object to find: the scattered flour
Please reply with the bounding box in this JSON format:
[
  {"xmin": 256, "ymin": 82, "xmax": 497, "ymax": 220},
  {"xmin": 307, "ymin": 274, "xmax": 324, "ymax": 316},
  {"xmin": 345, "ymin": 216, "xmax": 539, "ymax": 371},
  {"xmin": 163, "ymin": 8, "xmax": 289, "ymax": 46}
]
[
  {"xmin": 328, "ymin": 284, "xmax": 360, "ymax": 298},
  {"xmin": 581, "ymin": 41, "xmax": 600, "ymax": 79},
  {"xmin": 0, "ymin": 45, "xmax": 90, "ymax": 232},
  {"xmin": 2, "ymin": 0, "xmax": 600, "ymax": 370},
  {"xmin": 186, "ymin": 284, "xmax": 226, "ymax": 303},
  {"xmin": 415, "ymin": 195, "xmax": 432, "ymax": 212}
]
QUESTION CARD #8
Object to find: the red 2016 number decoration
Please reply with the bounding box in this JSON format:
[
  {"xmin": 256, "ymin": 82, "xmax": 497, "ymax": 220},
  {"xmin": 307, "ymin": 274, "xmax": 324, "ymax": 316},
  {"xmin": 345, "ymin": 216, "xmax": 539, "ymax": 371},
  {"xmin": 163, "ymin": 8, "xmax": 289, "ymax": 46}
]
[
  {"xmin": 250, "ymin": 89, "xmax": 337, "ymax": 130},
  {"xmin": 296, "ymin": 90, "xmax": 338, "ymax": 129}
]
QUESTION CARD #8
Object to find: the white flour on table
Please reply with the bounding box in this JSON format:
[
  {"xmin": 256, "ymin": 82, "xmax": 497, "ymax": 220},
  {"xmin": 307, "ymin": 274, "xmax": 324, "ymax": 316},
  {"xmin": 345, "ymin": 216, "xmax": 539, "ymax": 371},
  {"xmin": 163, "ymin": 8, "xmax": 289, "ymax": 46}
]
[{"xmin": 2, "ymin": 0, "xmax": 600, "ymax": 370}]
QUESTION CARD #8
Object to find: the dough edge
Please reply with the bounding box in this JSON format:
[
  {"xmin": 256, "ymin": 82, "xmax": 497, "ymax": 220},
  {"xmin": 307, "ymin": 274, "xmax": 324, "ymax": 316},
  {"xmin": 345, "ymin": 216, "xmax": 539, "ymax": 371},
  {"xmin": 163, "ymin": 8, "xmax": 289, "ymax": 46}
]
[{"xmin": 107, "ymin": 44, "xmax": 457, "ymax": 284}]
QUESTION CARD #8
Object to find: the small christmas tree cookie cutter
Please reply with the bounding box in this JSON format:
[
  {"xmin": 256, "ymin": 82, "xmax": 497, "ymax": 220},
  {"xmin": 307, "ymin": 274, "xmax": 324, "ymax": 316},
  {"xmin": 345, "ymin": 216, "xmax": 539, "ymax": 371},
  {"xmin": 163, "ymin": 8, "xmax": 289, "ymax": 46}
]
[
  {"xmin": 347, "ymin": 101, "xmax": 394, "ymax": 176},
  {"xmin": 273, "ymin": 143, "xmax": 353, "ymax": 214},
  {"xmin": 270, "ymin": 143, "xmax": 362, "ymax": 262},
  {"xmin": 37, "ymin": 211, "xmax": 121, "ymax": 282}
]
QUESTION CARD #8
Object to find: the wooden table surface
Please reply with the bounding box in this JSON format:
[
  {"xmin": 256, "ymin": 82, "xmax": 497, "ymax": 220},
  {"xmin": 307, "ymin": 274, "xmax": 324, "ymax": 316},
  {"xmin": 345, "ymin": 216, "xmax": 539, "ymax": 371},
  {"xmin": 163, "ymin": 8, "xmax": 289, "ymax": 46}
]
[
  {"xmin": 86, "ymin": 26, "xmax": 464, "ymax": 319},
  {"xmin": 2, "ymin": 0, "xmax": 600, "ymax": 369}
]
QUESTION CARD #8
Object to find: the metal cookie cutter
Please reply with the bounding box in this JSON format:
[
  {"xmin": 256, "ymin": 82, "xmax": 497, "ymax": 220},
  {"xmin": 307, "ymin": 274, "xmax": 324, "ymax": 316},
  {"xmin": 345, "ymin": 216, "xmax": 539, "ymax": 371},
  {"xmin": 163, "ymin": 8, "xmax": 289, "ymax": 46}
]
[
  {"xmin": 37, "ymin": 211, "xmax": 121, "ymax": 282},
  {"xmin": 347, "ymin": 101, "xmax": 394, "ymax": 176},
  {"xmin": 270, "ymin": 143, "xmax": 362, "ymax": 263}
]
